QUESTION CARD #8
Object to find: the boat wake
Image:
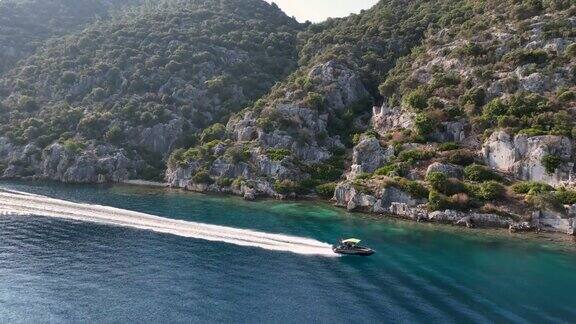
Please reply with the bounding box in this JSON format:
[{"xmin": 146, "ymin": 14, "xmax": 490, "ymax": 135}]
[{"xmin": 0, "ymin": 189, "xmax": 336, "ymax": 257}]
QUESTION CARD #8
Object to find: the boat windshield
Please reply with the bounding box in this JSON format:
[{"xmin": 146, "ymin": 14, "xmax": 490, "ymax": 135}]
[{"xmin": 341, "ymin": 238, "xmax": 361, "ymax": 245}]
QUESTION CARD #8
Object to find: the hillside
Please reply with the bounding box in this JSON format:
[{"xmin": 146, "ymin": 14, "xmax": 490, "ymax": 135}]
[
  {"xmin": 1, "ymin": 0, "xmax": 576, "ymax": 232},
  {"xmin": 0, "ymin": 0, "xmax": 302, "ymax": 182},
  {"xmin": 166, "ymin": 0, "xmax": 576, "ymax": 232},
  {"xmin": 0, "ymin": 0, "xmax": 144, "ymax": 75}
]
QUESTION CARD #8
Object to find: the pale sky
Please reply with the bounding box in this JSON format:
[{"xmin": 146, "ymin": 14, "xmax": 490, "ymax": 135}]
[{"xmin": 266, "ymin": 0, "xmax": 379, "ymax": 23}]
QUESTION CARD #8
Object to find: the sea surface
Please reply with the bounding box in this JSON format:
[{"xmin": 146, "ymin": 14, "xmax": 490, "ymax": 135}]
[{"xmin": 0, "ymin": 181, "xmax": 575, "ymax": 323}]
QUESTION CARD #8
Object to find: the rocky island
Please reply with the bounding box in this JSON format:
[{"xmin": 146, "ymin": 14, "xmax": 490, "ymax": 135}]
[{"xmin": 0, "ymin": 0, "xmax": 575, "ymax": 235}]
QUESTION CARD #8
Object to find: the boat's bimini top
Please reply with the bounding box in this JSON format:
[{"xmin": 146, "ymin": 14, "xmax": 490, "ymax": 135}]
[{"xmin": 341, "ymin": 238, "xmax": 361, "ymax": 244}]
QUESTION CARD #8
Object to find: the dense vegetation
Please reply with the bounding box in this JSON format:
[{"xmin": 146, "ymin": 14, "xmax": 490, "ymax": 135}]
[
  {"xmin": 0, "ymin": 0, "xmax": 143, "ymax": 75},
  {"xmin": 381, "ymin": 0, "xmax": 576, "ymax": 142},
  {"xmin": 0, "ymin": 0, "xmax": 302, "ymax": 177}
]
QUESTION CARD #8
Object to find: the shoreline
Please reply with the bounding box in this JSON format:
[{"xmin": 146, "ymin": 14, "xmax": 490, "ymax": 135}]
[
  {"xmin": 117, "ymin": 180, "xmax": 576, "ymax": 252},
  {"xmin": 120, "ymin": 179, "xmax": 167, "ymax": 187}
]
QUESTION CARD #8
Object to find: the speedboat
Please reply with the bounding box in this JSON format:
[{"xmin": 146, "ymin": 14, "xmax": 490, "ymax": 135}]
[{"xmin": 332, "ymin": 238, "xmax": 374, "ymax": 256}]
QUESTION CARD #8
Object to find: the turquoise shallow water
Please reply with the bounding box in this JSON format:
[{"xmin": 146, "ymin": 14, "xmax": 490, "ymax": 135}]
[{"xmin": 0, "ymin": 180, "xmax": 575, "ymax": 323}]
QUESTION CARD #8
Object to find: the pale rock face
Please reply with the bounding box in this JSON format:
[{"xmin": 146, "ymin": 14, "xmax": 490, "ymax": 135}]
[
  {"xmin": 209, "ymin": 159, "xmax": 251, "ymax": 179},
  {"xmin": 347, "ymin": 164, "xmax": 363, "ymax": 180},
  {"xmin": 307, "ymin": 60, "xmax": 370, "ymax": 111},
  {"xmin": 333, "ymin": 182, "xmax": 422, "ymax": 213},
  {"xmin": 431, "ymin": 120, "xmax": 468, "ymax": 143},
  {"xmin": 428, "ymin": 210, "xmax": 512, "ymax": 228},
  {"xmin": 126, "ymin": 119, "xmax": 184, "ymax": 155},
  {"xmin": 0, "ymin": 137, "xmax": 23, "ymax": 162},
  {"xmin": 375, "ymin": 186, "xmax": 423, "ymax": 211},
  {"xmin": 532, "ymin": 210, "xmax": 575, "ymax": 234},
  {"xmin": 333, "ymin": 182, "xmax": 375, "ymax": 211},
  {"xmin": 483, "ymin": 131, "xmax": 517, "ymax": 172},
  {"xmin": 518, "ymin": 73, "xmax": 546, "ymax": 93},
  {"xmin": 8, "ymin": 142, "xmax": 143, "ymax": 184},
  {"xmin": 348, "ymin": 137, "xmax": 393, "ymax": 178},
  {"xmin": 482, "ymin": 131, "xmax": 575, "ymax": 187},
  {"xmin": 165, "ymin": 163, "xmax": 197, "ymax": 188},
  {"xmin": 371, "ymin": 104, "xmax": 415, "ymax": 136}
]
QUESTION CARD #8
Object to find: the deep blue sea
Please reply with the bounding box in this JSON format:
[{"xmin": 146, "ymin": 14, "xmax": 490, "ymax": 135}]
[{"xmin": 0, "ymin": 181, "xmax": 575, "ymax": 323}]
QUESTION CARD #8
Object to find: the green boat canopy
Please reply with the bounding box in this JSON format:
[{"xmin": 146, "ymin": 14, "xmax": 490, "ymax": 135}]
[{"xmin": 342, "ymin": 238, "xmax": 361, "ymax": 244}]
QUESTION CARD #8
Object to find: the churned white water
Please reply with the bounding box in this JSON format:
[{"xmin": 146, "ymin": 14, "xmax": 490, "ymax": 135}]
[{"xmin": 0, "ymin": 189, "xmax": 336, "ymax": 257}]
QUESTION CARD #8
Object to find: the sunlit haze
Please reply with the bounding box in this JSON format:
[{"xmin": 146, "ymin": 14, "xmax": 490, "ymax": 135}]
[{"xmin": 265, "ymin": 0, "xmax": 379, "ymax": 22}]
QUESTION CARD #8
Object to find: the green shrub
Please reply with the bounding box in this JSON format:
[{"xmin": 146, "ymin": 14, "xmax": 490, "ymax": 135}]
[
  {"xmin": 60, "ymin": 71, "xmax": 77, "ymax": 84},
  {"xmin": 565, "ymin": 43, "xmax": 576, "ymax": 57},
  {"xmin": 438, "ymin": 142, "xmax": 459, "ymax": 151},
  {"xmin": 62, "ymin": 139, "xmax": 85, "ymax": 154},
  {"xmin": 443, "ymin": 150, "xmax": 476, "ymax": 166},
  {"xmin": 426, "ymin": 172, "xmax": 449, "ymax": 193},
  {"xmin": 141, "ymin": 166, "xmax": 163, "ymax": 181},
  {"xmin": 305, "ymin": 92, "xmax": 325, "ymax": 110},
  {"xmin": 482, "ymin": 98, "xmax": 507, "ymax": 119},
  {"xmin": 356, "ymin": 172, "xmax": 372, "ymax": 180},
  {"xmin": 168, "ymin": 149, "xmax": 187, "ymax": 168},
  {"xmin": 477, "ymin": 181, "xmax": 505, "ymax": 200},
  {"xmin": 555, "ymin": 188, "xmax": 576, "ymax": 205},
  {"xmin": 428, "ymin": 190, "xmax": 450, "ymax": 211},
  {"xmin": 192, "ymin": 171, "xmax": 213, "ymax": 184},
  {"xmin": 511, "ymin": 181, "xmax": 554, "ymax": 195},
  {"xmin": 527, "ymin": 192, "xmax": 564, "ymax": 212},
  {"xmin": 225, "ymin": 146, "xmax": 251, "ymax": 163},
  {"xmin": 460, "ymin": 87, "xmax": 486, "ymax": 108},
  {"xmin": 267, "ymin": 148, "xmax": 291, "ymax": 161},
  {"xmin": 403, "ymin": 89, "xmax": 428, "ymax": 111},
  {"xmin": 274, "ymin": 180, "xmax": 307, "ymax": 195},
  {"xmin": 315, "ymin": 182, "xmax": 336, "ymax": 199},
  {"xmin": 104, "ymin": 125, "xmax": 123, "ymax": 143},
  {"xmin": 558, "ymin": 90, "xmax": 575, "ymax": 102},
  {"xmin": 308, "ymin": 156, "xmax": 344, "ymax": 182},
  {"xmin": 504, "ymin": 49, "xmax": 548, "ymax": 65},
  {"xmin": 200, "ymin": 123, "xmax": 226, "ymax": 143},
  {"xmin": 517, "ymin": 128, "xmax": 547, "ymax": 137},
  {"xmin": 507, "ymin": 93, "xmax": 549, "ymax": 117},
  {"xmin": 414, "ymin": 113, "xmax": 438, "ymax": 137},
  {"xmin": 374, "ymin": 163, "xmax": 408, "ymax": 177},
  {"xmin": 217, "ymin": 177, "xmax": 233, "ymax": 187},
  {"xmin": 398, "ymin": 149, "xmax": 435, "ymax": 163},
  {"xmin": 397, "ymin": 179, "xmax": 429, "ymax": 199},
  {"xmin": 18, "ymin": 96, "xmax": 39, "ymax": 112},
  {"xmin": 430, "ymin": 72, "xmax": 460, "ymax": 89},
  {"xmin": 541, "ymin": 155, "xmax": 562, "ymax": 174},
  {"xmin": 231, "ymin": 177, "xmax": 245, "ymax": 188},
  {"xmin": 464, "ymin": 164, "xmax": 501, "ymax": 182}
]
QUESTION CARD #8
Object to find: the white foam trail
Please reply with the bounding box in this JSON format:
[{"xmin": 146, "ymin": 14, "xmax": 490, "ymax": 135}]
[{"xmin": 0, "ymin": 189, "xmax": 337, "ymax": 257}]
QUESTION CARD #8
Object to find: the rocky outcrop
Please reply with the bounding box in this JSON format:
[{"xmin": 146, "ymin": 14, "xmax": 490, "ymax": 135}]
[
  {"xmin": 333, "ymin": 182, "xmax": 426, "ymax": 218},
  {"xmin": 482, "ymin": 131, "xmax": 575, "ymax": 187},
  {"xmin": 371, "ymin": 104, "xmax": 415, "ymax": 136},
  {"xmin": 307, "ymin": 60, "xmax": 370, "ymax": 111},
  {"xmin": 126, "ymin": 119, "xmax": 185, "ymax": 155},
  {"xmin": 428, "ymin": 210, "xmax": 512, "ymax": 228},
  {"xmin": 0, "ymin": 140, "xmax": 143, "ymax": 183},
  {"xmin": 332, "ymin": 181, "xmax": 514, "ymax": 227},
  {"xmin": 333, "ymin": 181, "xmax": 377, "ymax": 212},
  {"xmin": 431, "ymin": 120, "xmax": 468, "ymax": 143},
  {"xmin": 426, "ymin": 162, "xmax": 464, "ymax": 179},
  {"xmin": 532, "ymin": 208, "xmax": 576, "ymax": 235},
  {"xmin": 348, "ymin": 137, "xmax": 393, "ymax": 178}
]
